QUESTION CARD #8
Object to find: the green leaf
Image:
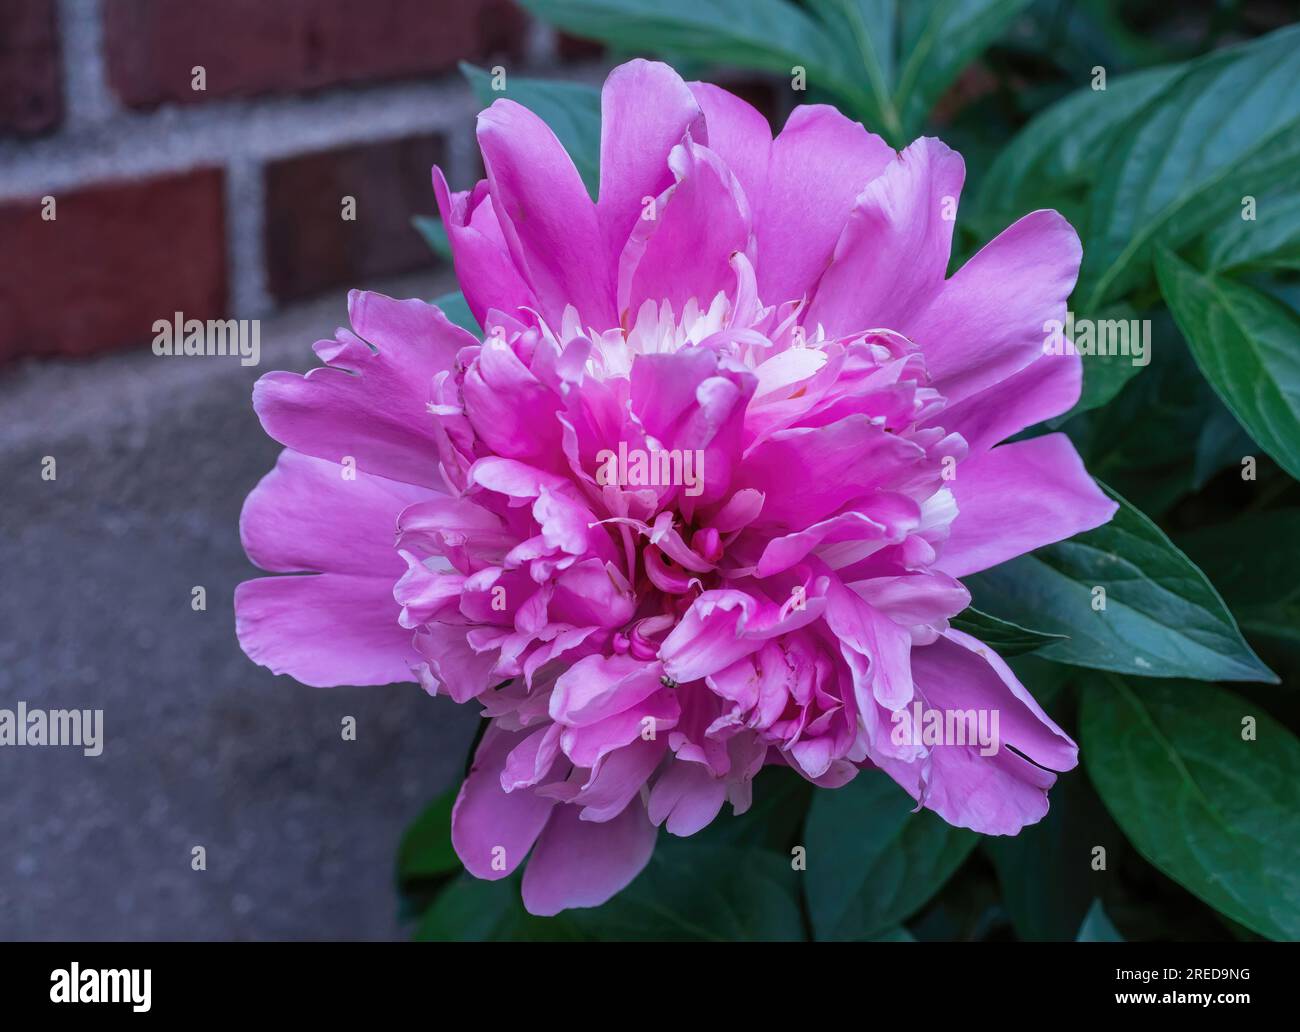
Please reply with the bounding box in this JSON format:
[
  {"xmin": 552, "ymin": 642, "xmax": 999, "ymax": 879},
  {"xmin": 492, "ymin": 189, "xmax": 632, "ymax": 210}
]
[
  {"xmin": 431, "ymin": 290, "xmax": 481, "ymax": 334},
  {"xmin": 1203, "ymin": 184, "xmax": 1300, "ymax": 274},
  {"xmin": 396, "ymin": 788, "xmax": 460, "ymax": 884},
  {"xmin": 1081, "ymin": 676, "xmax": 1300, "ymax": 941},
  {"xmin": 569, "ymin": 841, "xmax": 805, "ymax": 940},
  {"xmin": 809, "ymin": 0, "xmax": 1029, "ymax": 142},
  {"xmin": 984, "ymin": 762, "xmax": 1122, "ymax": 941},
  {"xmin": 1179, "ymin": 509, "xmax": 1300, "ymax": 647},
  {"xmin": 1076, "ymin": 899, "xmax": 1124, "ymax": 942},
  {"xmin": 1192, "ymin": 403, "xmax": 1256, "ymax": 490},
  {"xmin": 804, "ymin": 770, "xmax": 976, "ymax": 940},
  {"xmin": 1051, "ymin": 303, "xmax": 1151, "ymax": 422},
  {"xmin": 976, "ymin": 63, "xmax": 1183, "ymax": 219},
  {"xmin": 806, "ymin": 0, "xmax": 901, "ymax": 138},
  {"xmin": 1065, "ymin": 315, "xmax": 1220, "ymax": 517},
  {"xmin": 416, "ymin": 839, "xmax": 805, "ymax": 941},
  {"xmin": 965, "ymin": 485, "xmax": 1277, "ymax": 683},
  {"xmin": 461, "ymin": 62, "xmax": 602, "ymax": 197},
  {"xmin": 415, "ymin": 873, "xmax": 588, "ymax": 941},
  {"xmin": 869, "ymin": 925, "xmax": 917, "ymax": 942},
  {"xmin": 892, "ymin": 0, "xmax": 1030, "ymax": 137},
  {"xmin": 519, "ymin": 0, "xmax": 869, "ymax": 123},
  {"xmin": 1082, "ymin": 24, "xmax": 1300, "ymax": 307},
  {"xmin": 949, "ymin": 606, "xmax": 1067, "ymax": 656},
  {"xmin": 1155, "ymin": 248, "xmax": 1300, "ymax": 481}
]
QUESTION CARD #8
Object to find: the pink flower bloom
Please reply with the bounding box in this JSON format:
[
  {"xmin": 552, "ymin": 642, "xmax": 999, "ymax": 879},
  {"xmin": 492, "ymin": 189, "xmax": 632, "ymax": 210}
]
[{"xmin": 236, "ymin": 60, "xmax": 1116, "ymax": 915}]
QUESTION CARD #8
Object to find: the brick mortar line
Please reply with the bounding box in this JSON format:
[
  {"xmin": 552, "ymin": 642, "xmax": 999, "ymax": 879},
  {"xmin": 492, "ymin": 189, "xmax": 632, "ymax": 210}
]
[
  {"xmin": 0, "ymin": 61, "xmax": 609, "ymax": 199},
  {"xmin": 58, "ymin": 0, "xmax": 119, "ymax": 129}
]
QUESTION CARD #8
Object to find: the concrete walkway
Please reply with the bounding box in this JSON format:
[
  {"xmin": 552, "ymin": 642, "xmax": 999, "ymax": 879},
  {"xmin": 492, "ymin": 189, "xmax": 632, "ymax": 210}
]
[{"xmin": 0, "ymin": 271, "xmax": 479, "ymax": 939}]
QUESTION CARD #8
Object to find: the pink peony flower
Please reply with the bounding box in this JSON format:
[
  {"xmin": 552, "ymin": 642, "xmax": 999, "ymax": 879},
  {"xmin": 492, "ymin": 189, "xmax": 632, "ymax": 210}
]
[{"xmin": 236, "ymin": 60, "xmax": 1116, "ymax": 915}]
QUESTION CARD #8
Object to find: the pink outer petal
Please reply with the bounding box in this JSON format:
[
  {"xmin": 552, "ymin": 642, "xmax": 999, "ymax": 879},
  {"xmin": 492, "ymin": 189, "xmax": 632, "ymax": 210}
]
[
  {"xmin": 572, "ymin": 737, "xmax": 667, "ymax": 822},
  {"xmin": 620, "ymin": 139, "xmax": 754, "ymax": 318},
  {"xmin": 477, "ymin": 99, "xmax": 615, "ymax": 330},
  {"xmin": 807, "ymin": 137, "xmax": 965, "ymax": 337},
  {"xmin": 900, "ymin": 209, "xmax": 1082, "ymax": 406},
  {"xmin": 252, "ymin": 291, "xmax": 472, "ymax": 490},
  {"xmin": 241, "ymin": 449, "xmax": 432, "ymax": 577},
  {"xmin": 881, "ymin": 734, "xmax": 1059, "ymax": 836},
  {"xmin": 521, "ymin": 796, "xmax": 658, "ymax": 915},
  {"xmin": 756, "ymin": 105, "xmax": 894, "ymax": 306},
  {"xmin": 688, "ymin": 81, "xmax": 771, "ymax": 221},
  {"xmin": 413, "ymin": 623, "xmax": 500, "ymax": 704},
  {"xmin": 433, "ymin": 169, "xmax": 538, "ymax": 327},
  {"xmin": 452, "ymin": 726, "xmax": 557, "ymax": 880},
  {"xmin": 878, "ymin": 628, "xmax": 1075, "ymax": 836},
  {"xmin": 598, "ymin": 59, "xmax": 705, "ymax": 271},
  {"xmin": 234, "ymin": 573, "xmax": 416, "ymax": 687},
  {"xmin": 936, "ymin": 433, "xmax": 1117, "ymax": 578},
  {"xmin": 933, "ymin": 349, "xmax": 1081, "ymax": 456},
  {"xmin": 647, "ymin": 760, "xmax": 728, "ymax": 836},
  {"xmin": 918, "ymin": 629, "xmax": 1078, "ymax": 773}
]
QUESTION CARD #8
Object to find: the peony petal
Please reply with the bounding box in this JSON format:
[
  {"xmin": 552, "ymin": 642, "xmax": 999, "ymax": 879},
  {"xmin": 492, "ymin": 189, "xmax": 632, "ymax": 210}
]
[
  {"xmin": 808, "ymin": 137, "xmax": 965, "ymax": 337},
  {"xmin": 241, "ymin": 449, "xmax": 431, "ymax": 577},
  {"xmin": 900, "ymin": 209, "xmax": 1081, "ymax": 406},
  {"xmin": 502, "ymin": 724, "xmax": 563, "ymax": 792},
  {"xmin": 252, "ymin": 292, "xmax": 471, "ymax": 490},
  {"xmin": 461, "ymin": 333, "xmax": 564, "ymax": 470},
  {"xmin": 477, "ymin": 99, "xmax": 615, "ymax": 329},
  {"xmin": 413, "ymin": 622, "xmax": 501, "ymax": 703},
  {"xmin": 851, "ymin": 570, "xmax": 971, "ymax": 626},
  {"xmin": 881, "ymin": 735, "xmax": 1059, "ymax": 836},
  {"xmin": 433, "ymin": 169, "xmax": 538, "ymax": 326},
  {"xmin": 572, "ymin": 737, "xmax": 667, "ymax": 822},
  {"xmin": 550, "ymin": 653, "xmax": 665, "ymax": 727},
  {"xmin": 521, "ymin": 797, "xmax": 657, "ymax": 915},
  {"xmin": 918, "ymin": 629, "xmax": 1078, "ymax": 772},
  {"xmin": 620, "ymin": 139, "xmax": 754, "ymax": 318},
  {"xmin": 933, "ymin": 348, "xmax": 1081, "ymax": 456},
  {"xmin": 452, "ymin": 726, "xmax": 557, "ymax": 879},
  {"xmin": 756, "ymin": 105, "xmax": 894, "ymax": 306},
  {"xmin": 738, "ymin": 414, "xmax": 927, "ymax": 529},
  {"xmin": 823, "ymin": 574, "xmax": 913, "ymax": 711},
  {"xmin": 688, "ymin": 81, "xmax": 771, "ymax": 220},
  {"xmin": 660, "ymin": 588, "xmax": 825, "ymax": 683},
  {"xmin": 937, "ymin": 433, "xmax": 1117, "ymax": 578},
  {"xmin": 234, "ymin": 573, "xmax": 416, "ymax": 687},
  {"xmin": 647, "ymin": 759, "xmax": 728, "ymax": 836},
  {"xmin": 598, "ymin": 59, "xmax": 705, "ymax": 270}
]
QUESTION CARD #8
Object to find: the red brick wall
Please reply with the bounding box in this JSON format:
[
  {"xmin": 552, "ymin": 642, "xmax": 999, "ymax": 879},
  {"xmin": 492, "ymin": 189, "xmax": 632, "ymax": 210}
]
[
  {"xmin": 103, "ymin": 0, "xmax": 527, "ymax": 109},
  {"xmin": 0, "ymin": 171, "xmax": 227, "ymax": 364},
  {"xmin": 0, "ymin": 0, "xmax": 553, "ymax": 368},
  {"xmin": 0, "ymin": 0, "xmax": 63, "ymax": 135},
  {"xmin": 264, "ymin": 133, "xmax": 447, "ymax": 302}
]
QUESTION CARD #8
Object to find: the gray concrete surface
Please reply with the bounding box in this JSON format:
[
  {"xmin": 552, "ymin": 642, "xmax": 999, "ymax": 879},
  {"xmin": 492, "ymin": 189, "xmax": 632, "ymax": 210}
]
[{"xmin": 0, "ymin": 270, "xmax": 480, "ymax": 940}]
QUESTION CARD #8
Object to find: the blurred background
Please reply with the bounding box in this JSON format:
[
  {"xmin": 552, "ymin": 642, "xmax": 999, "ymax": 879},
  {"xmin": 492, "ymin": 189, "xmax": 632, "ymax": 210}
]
[
  {"xmin": 1, "ymin": 0, "xmax": 1294, "ymax": 940},
  {"xmin": 0, "ymin": 0, "xmax": 606, "ymax": 941}
]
